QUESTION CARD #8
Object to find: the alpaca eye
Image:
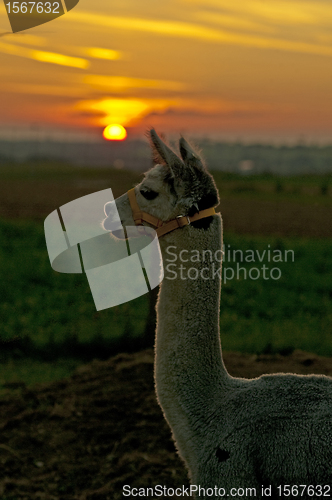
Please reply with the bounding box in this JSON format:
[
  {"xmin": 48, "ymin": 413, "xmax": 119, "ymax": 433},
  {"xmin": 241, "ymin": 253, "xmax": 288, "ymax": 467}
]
[{"xmin": 140, "ymin": 189, "xmax": 159, "ymax": 200}]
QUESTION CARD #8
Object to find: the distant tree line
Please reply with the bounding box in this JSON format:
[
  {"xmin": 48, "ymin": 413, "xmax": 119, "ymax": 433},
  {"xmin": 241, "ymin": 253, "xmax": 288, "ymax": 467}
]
[
  {"xmin": 199, "ymin": 141, "xmax": 332, "ymax": 175},
  {"xmin": 1, "ymin": 137, "xmax": 332, "ymax": 175}
]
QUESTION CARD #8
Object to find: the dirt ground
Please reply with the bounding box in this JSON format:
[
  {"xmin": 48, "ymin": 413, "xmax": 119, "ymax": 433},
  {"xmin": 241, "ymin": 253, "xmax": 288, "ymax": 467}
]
[{"xmin": 1, "ymin": 349, "xmax": 332, "ymax": 499}]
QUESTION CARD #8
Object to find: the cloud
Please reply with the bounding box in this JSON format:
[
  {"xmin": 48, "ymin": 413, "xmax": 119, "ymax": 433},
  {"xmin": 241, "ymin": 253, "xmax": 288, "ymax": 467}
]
[
  {"xmin": 84, "ymin": 47, "xmax": 122, "ymax": 60},
  {"xmin": 0, "ymin": 40, "xmax": 28, "ymax": 55},
  {"xmin": 1, "ymin": 82, "xmax": 87, "ymax": 96},
  {"xmin": 64, "ymin": 10, "xmax": 332, "ymax": 57},
  {"xmin": 74, "ymin": 93, "xmax": 280, "ymax": 130},
  {"xmin": 64, "ymin": 11, "xmax": 233, "ymax": 41},
  {"xmin": 74, "ymin": 98, "xmax": 177, "ymax": 127},
  {"xmin": 7, "ymin": 33, "xmax": 45, "ymax": 45},
  {"xmin": 75, "ymin": 98, "xmax": 150, "ymax": 126},
  {"xmin": 183, "ymin": 0, "xmax": 332, "ymax": 26},
  {"xmin": 144, "ymin": 101, "xmax": 272, "ymax": 120},
  {"xmin": 0, "ymin": 33, "xmax": 45, "ymax": 44},
  {"xmin": 30, "ymin": 50, "xmax": 89, "ymax": 68},
  {"xmin": 83, "ymin": 75, "xmax": 186, "ymax": 92},
  {"xmin": 192, "ymin": 11, "xmax": 276, "ymax": 35},
  {"xmin": 0, "ymin": 41, "xmax": 89, "ymax": 68}
]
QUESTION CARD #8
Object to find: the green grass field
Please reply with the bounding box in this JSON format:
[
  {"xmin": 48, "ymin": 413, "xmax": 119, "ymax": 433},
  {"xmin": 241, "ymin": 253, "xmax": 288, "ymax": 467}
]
[
  {"xmin": 1, "ymin": 217, "xmax": 332, "ymax": 358},
  {"xmin": 0, "ymin": 218, "xmax": 149, "ymax": 348}
]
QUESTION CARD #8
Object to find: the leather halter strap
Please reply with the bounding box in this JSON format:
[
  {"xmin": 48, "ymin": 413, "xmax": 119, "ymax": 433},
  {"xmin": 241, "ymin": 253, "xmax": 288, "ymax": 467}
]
[{"xmin": 127, "ymin": 188, "xmax": 216, "ymax": 238}]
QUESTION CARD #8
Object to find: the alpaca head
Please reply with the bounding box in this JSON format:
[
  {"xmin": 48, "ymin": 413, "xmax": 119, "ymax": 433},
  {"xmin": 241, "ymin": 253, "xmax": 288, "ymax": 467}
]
[{"xmin": 103, "ymin": 129, "xmax": 219, "ymax": 233}]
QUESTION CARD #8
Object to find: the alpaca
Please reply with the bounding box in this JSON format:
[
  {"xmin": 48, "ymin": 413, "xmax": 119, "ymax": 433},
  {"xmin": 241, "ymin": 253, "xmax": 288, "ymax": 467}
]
[{"xmin": 104, "ymin": 130, "xmax": 332, "ymax": 499}]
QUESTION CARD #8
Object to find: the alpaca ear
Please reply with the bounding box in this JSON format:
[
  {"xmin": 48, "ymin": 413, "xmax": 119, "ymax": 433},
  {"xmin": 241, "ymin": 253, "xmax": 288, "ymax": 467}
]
[
  {"xmin": 149, "ymin": 128, "xmax": 184, "ymax": 177},
  {"xmin": 179, "ymin": 137, "xmax": 205, "ymax": 171}
]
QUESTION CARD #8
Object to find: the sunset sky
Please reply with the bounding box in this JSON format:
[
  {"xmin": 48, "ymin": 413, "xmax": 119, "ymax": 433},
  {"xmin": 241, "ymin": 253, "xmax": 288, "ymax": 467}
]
[{"xmin": 1, "ymin": 0, "xmax": 332, "ymax": 142}]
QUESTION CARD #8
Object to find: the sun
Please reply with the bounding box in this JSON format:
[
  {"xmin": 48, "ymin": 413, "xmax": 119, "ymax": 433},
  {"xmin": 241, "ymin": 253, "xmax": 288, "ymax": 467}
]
[{"xmin": 103, "ymin": 124, "xmax": 127, "ymax": 141}]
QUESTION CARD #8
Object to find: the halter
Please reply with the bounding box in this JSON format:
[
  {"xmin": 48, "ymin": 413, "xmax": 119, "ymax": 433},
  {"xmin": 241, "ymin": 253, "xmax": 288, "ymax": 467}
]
[{"xmin": 127, "ymin": 188, "xmax": 216, "ymax": 238}]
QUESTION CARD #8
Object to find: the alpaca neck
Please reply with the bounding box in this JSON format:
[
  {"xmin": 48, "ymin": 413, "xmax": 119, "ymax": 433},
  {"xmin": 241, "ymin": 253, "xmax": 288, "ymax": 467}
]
[{"xmin": 154, "ymin": 215, "xmax": 232, "ymax": 468}]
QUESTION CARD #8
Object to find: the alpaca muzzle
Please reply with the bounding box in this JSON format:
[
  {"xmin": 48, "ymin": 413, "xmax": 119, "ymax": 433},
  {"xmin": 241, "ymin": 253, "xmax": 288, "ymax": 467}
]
[{"xmin": 127, "ymin": 188, "xmax": 217, "ymax": 238}]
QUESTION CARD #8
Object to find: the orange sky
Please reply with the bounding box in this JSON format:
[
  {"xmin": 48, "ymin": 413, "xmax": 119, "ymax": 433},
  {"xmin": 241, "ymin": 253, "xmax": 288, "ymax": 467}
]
[{"xmin": 1, "ymin": 0, "xmax": 332, "ymax": 142}]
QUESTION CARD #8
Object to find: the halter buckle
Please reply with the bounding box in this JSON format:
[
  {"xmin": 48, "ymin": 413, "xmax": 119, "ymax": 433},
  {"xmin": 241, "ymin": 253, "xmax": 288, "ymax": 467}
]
[{"xmin": 176, "ymin": 215, "xmax": 191, "ymax": 227}]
